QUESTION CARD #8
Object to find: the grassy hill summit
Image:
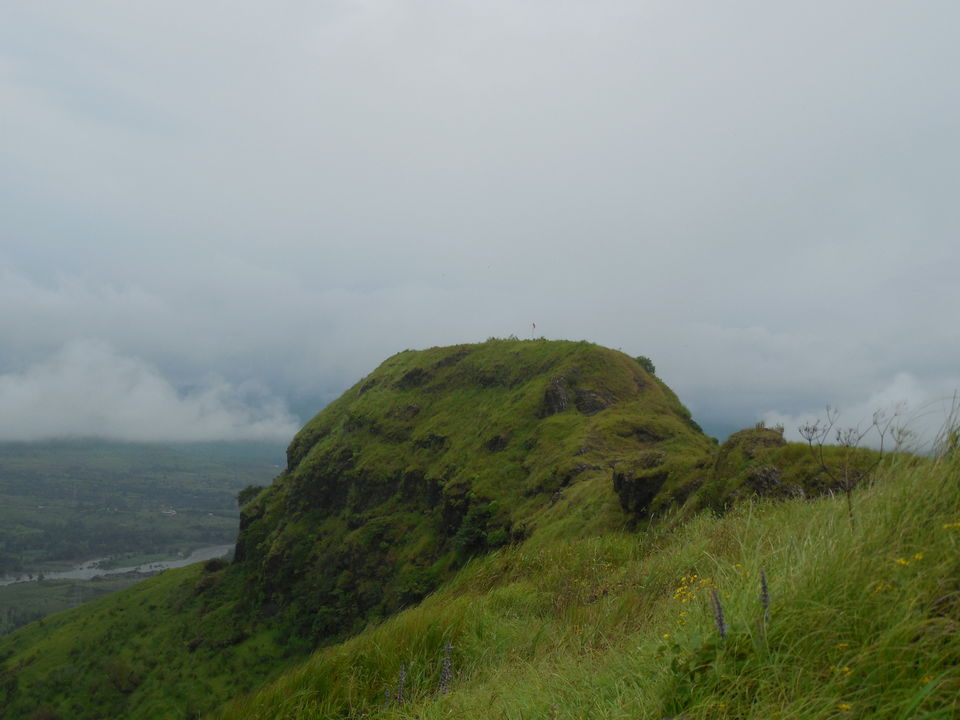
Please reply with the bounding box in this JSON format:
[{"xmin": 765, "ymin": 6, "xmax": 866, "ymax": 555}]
[
  {"xmin": 3, "ymin": 339, "xmax": 955, "ymax": 719},
  {"xmin": 233, "ymin": 339, "xmax": 716, "ymax": 642}
]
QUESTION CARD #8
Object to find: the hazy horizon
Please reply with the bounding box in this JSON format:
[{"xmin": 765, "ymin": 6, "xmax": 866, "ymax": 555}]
[{"xmin": 2, "ymin": 2, "xmax": 958, "ymax": 447}]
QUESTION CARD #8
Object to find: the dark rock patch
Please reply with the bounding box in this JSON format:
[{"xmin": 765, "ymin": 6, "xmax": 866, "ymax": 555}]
[
  {"xmin": 539, "ymin": 376, "xmax": 569, "ymax": 417},
  {"xmin": 433, "ymin": 348, "xmax": 472, "ymax": 369},
  {"xmin": 626, "ymin": 427, "xmax": 663, "ymax": 444},
  {"xmin": 734, "ymin": 464, "xmax": 804, "ymax": 501},
  {"xmin": 744, "ymin": 465, "xmax": 782, "ymax": 495},
  {"xmin": 574, "ymin": 389, "xmax": 609, "ymax": 415},
  {"xmin": 485, "ymin": 435, "xmax": 508, "ymax": 452},
  {"xmin": 399, "ymin": 469, "xmax": 442, "ymax": 505},
  {"xmin": 414, "ymin": 433, "xmax": 447, "ymax": 450},
  {"xmin": 612, "ymin": 469, "xmax": 669, "ymax": 519},
  {"xmin": 396, "ymin": 367, "xmax": 431, "ymax": 390},
  {"xmin": 475, "ymin": 364, "xmax": 511, "ymax": 388},
  {"xmin": 440, "ymin": 479, "xmax": 471, "ymax": 535}
]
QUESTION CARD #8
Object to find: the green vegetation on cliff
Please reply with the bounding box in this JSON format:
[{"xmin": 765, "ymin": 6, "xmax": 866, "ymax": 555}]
[
  {"xmin": 1, "ymin": 339, "xmax": 943, "ymax": 720},
  {"xmin": 235, "ymin": 340, "xmax": 715, "ymax": 643},
  {"xmin": 216, "ymin": 448, "xmax": 960, "ymax": 720}
]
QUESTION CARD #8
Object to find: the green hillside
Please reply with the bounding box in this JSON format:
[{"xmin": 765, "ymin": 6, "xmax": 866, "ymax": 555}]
[
  {"xmin": 215, "ymin": 445, "xmax": 959, "ymax": 720},
  {"xmin": 1, "ymin": 339, "xmax": 944, "ymax": 720},
  {"xmin": 234, "ymin": 340, "xmax": 715, "ymax": 645}
]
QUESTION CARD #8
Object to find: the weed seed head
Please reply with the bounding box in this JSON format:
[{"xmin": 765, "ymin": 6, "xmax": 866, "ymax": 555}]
[
  {"xmin": 760, "ymin": 568, "xmax": 770, "ymax": 625},
  {"xmin": 710, "ymin": 588, "xmax": 728, "ymax": 639}
]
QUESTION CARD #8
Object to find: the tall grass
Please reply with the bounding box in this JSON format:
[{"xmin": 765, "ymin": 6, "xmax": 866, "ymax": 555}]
[{"xmin": 214, "ymin": 452, "xmax": 960, "ymax": 720}]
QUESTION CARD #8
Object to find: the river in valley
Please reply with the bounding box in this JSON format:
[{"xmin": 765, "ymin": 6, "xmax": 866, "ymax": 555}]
[{"xmin": 0, "ymin": 544, "xmax": 234, "ymax": 587}]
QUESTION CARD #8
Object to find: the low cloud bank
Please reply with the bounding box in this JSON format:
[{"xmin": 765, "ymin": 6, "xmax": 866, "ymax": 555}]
[
  {"xmin": 762, "ymin": 373, "xmax": 960, "ymax": 453},
  {"xmin": 0, "ymin": 341, "xmax": 299, "ymax": 442}
]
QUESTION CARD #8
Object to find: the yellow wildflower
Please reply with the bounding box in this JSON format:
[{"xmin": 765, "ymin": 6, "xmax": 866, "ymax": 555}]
[
  {"xmin": 895, "ymin": 557, "xmax": 910, "ymax": 566},
  {"xmin": 838, "ymin": 703, "xmax": 853, "ymax": 712},
  {"xmin": 943, "ymin": 522, "xmax": 960, "ymax": 530},
  {"xmin": 835, "ymin": 642, "xmax": 850, "ymax": 650},
  {"xmin": 913, "ymin": 553, "xmax": 924, "ymax": 561}
]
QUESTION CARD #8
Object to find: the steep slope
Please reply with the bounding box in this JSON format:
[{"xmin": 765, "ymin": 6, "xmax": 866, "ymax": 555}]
[
  {"xmin": 0, "ymin": 339, "xmax": 893, "ymax": 720},
  {"xmin": 0, "ymin": 339, "xmax": 716, "ymax": 719},
  {"xmin": 215, "ymin": 451, "xmax": 959, "ymax": 720},
  {"xmin": 0, "ymin": 559, "xmax": 290, "ymax": 720},
  {"xmin": 233, "ymin": 339, "xmax": 714, "ymax": 641}
]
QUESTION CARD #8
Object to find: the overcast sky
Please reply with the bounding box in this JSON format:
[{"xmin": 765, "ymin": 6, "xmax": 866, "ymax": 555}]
[{"xmin": 1, "ymin": 1, "xmax": 958, "ymax": 445}]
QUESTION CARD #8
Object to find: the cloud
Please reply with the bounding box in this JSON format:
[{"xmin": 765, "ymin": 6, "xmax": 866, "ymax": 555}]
[
  {"xmin": 1, "ymin": 2, "xmax": 959, "ymax": 442},
  {"xmin": 762, "ymin": 373, "xmax": 960, "ymax": 453},
  {"xmin": 0, "ymin": 341, "xmax": 299, "ymax": 442}
]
